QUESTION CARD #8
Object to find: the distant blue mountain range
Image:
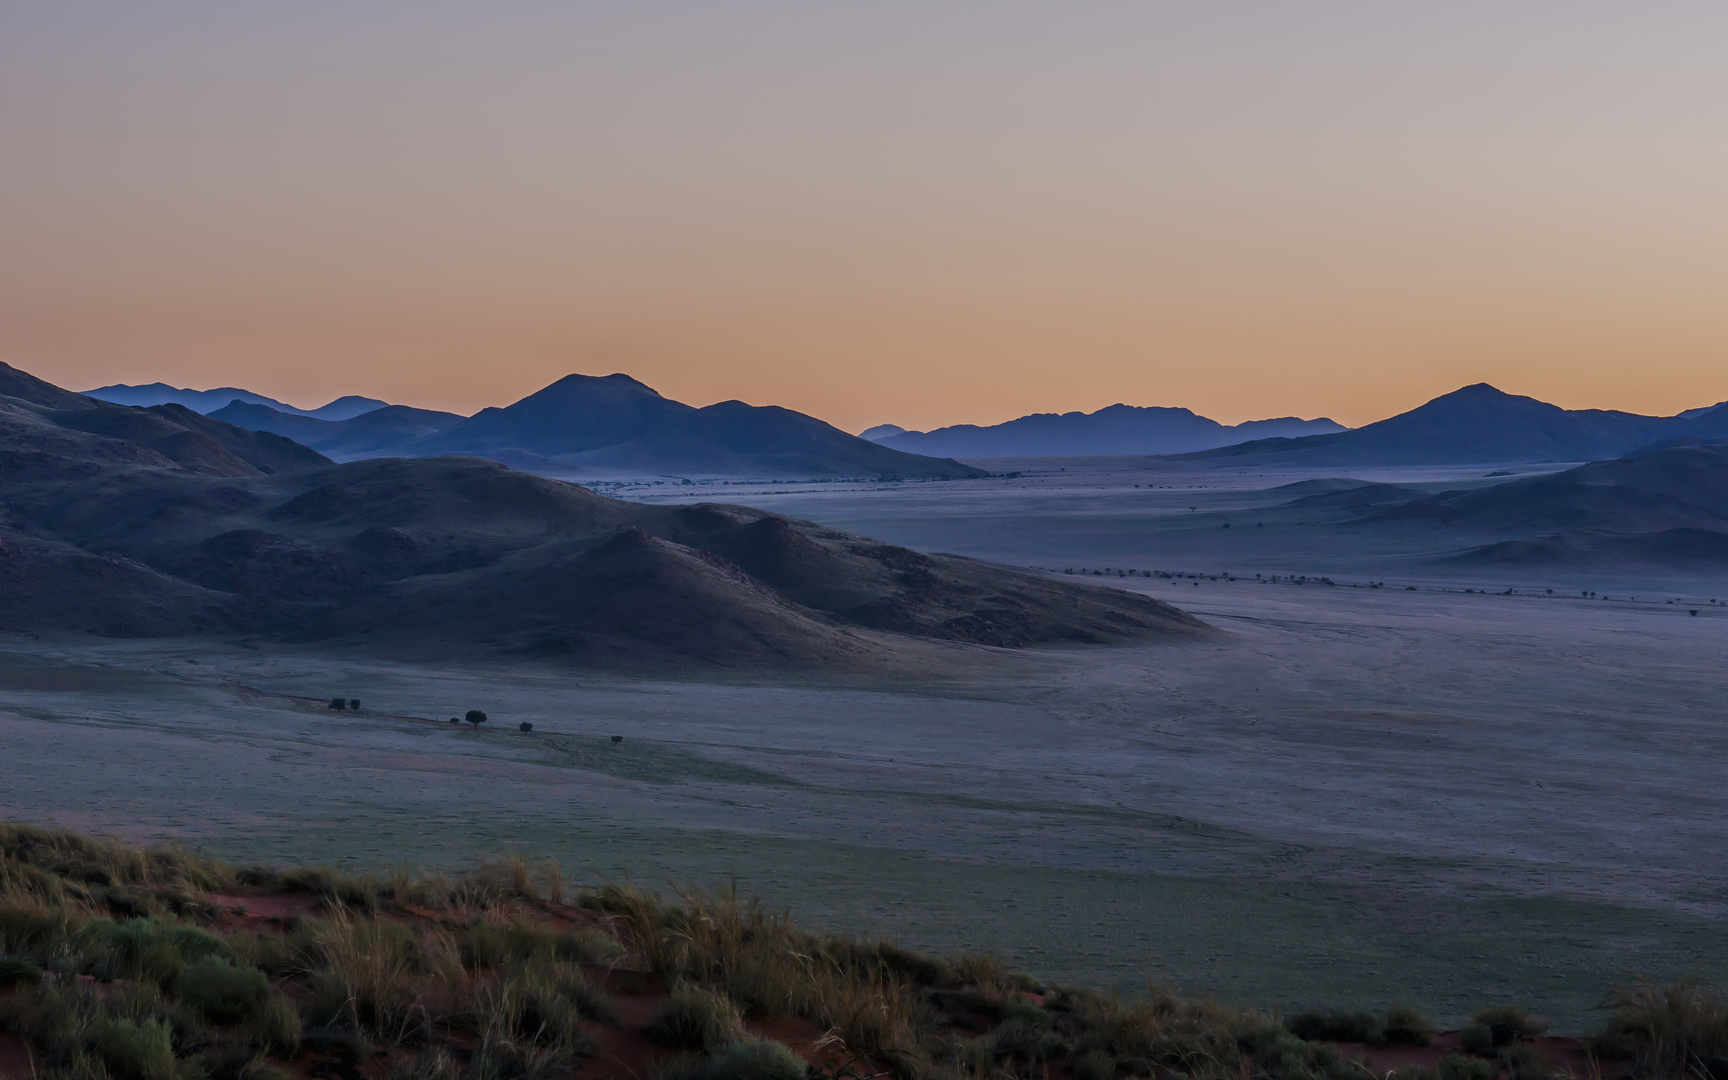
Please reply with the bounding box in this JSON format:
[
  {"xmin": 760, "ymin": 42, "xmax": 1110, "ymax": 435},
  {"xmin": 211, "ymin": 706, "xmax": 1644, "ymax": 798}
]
[
  {"xmin": 82, "ymin": 382, "xmax": 387, "ymax": 421},
  {"xmin": 76, "ymin": 376, "xmax": 1728, "ymax": 471},
  {"xmin": 865, "ymin": 406, "xmax": 1345, "ymax": 457},
  {"xmin": 1185, "ymin": 383, "xmax": 1728, "ymax": 466}
]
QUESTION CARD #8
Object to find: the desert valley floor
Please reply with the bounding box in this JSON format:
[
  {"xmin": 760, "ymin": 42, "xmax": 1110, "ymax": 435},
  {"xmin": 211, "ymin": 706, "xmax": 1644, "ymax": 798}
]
[{"xmin": 4, "ymin": 461, "xmax": 1726, "ymax": 1032}]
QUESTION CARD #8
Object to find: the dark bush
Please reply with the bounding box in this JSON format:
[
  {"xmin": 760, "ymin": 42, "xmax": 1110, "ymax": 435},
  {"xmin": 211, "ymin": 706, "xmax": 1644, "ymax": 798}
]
[
  {"xmin": 518, "ymin": 722, "xmax": 533, "ymax": 732},
  {"xmin": 1471, "ymin": 1006, "xmax": 1547, "ymax": 1046},
  {"xmin": 241, "ymin": 993, "xmax": 304, "ymax": 1057},
  {"xmin": 0, "ymin": 954, "xmax": 42, "ymax": 986},
  {"xmin": 350, "ymin": 699, "xmax": 360, "ymax": 710},
  {"xmin": 94, "ymin": 1017, "xmax": 179, "ymax": 1080},
  {"xmin": 1458, "ymin": 1023, "xmax": 1495, "ymax": 1054},
  {"xmin": 1438, "ymin": 1054, "xmax": 1500, "ymax": 1080},
  {"xmin": 1384, "ymin": 1005, "xmax": 1436, "ymax": 1046},
  {"xmin": 1287, "ymin": 1009, "xmax": 1386, "ymax": 1046},
  {"xmin": 179, "ymin": 955, "xmax": 270, "ymax": 1024},
  {"xmin": 691, "ymin": 1039, "xmax": 808, "ymax": 1080},
  {"xmin": 330, "ymin": 698, "xmax": 346, "ymax": 711},
  {"xmin": 465, "ymin": 710, "xmax": 487, "ymax": 728},
  {"xmin": 644, "ymin": 984, "xmax": 745, "ymax": 1052},
  {"xmin": 1069, "ymin": 1048, "xmax": 1117, "ymax": 1080}
]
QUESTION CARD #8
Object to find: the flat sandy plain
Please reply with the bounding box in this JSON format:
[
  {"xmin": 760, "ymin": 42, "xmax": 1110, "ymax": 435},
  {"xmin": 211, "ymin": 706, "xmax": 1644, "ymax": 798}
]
[{"xmin": 5, "ymin": 458, "xmax": 1727, "ymax": 1031}]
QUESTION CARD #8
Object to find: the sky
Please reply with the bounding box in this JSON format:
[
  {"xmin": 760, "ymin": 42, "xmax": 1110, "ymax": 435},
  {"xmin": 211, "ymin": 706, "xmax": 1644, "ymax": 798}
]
[{"xmin": 2, "ymin": 2, "xmax": 1725, "ymax": 432}]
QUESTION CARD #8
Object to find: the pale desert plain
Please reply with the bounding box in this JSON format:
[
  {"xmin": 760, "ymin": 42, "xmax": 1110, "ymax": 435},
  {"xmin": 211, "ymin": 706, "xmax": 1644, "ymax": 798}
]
[{"xmin": 4, "ymin": 459, "xmax": 1724, "ymax": 1032}]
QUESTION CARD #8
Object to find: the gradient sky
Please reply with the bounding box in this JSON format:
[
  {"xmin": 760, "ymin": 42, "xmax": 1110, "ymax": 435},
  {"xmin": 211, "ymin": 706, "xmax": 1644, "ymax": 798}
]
[{"xmin": 3, "ymin": 2, "xmax": 1726, "ymax": 431}]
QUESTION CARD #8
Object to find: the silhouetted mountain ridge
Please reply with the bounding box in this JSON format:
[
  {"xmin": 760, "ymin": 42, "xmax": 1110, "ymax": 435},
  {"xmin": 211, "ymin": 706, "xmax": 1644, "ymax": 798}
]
[
  {"xmin": 1186, "ymin": 383, "xmax": 1728, "ymax": 466},
  {"xmin": 0, "ymin": 362, "xmax": 1200, "ymax": 668},
  {"xmin": 874, "ymin": 404, "xmax": 1344, "ymax": 457},
  {"xmin": 211, "ymin": 372, "xmax": 986, "ymax": 478},
  {"xmin": 84, "ymin": 382, "xmax": 387, "ymax": 420}
]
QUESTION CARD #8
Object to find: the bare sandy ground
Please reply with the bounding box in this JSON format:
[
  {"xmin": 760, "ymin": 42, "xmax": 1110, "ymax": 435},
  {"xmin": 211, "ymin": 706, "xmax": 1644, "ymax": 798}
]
[{"xmin": 4, "ymin": 459, "xmax": 1726, "ymax": 1030}]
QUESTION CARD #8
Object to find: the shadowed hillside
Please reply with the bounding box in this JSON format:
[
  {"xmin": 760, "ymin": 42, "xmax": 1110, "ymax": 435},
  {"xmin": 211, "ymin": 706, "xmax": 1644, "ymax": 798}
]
[
  {"xmin": 0, "ymin": 362, "xmax": 1203, "ymax": 669},
  {"xmin": 1252, "ymin": 444, "xmax": 1728, "ymax": 566},
  {"xmin": 209, "ymin": 400, "xmax": 467, "ymax": 458},
  {"xmin": 1366, "ymin": 444, "xmax": 1728, "ymax": 566},
  {"xmin": 1376, "ymin": 445, "xmax": 1728, "ymax": 535}
]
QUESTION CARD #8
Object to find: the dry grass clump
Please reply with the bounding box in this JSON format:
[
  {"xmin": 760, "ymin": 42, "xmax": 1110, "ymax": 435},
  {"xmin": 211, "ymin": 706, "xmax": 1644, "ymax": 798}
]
[
  {"xmin": 583, "ymin": 882, "xmax": 930, "ymax": 1069},
  {"xmin": 0, "ymin": 823, "xmax": 234, "ymax": 911},
  {"xmin": 177, "ymin": 956, "xmax": 270, "ymax": 1024},
  {"xmin": 654, "ymin": 1038, "xmax": 809, "ymax": 1080},
  {"xmin": 1285, "ymin": 1005, "xmax": 1434, "ymax": 1047},
  {"xmin": 299, "ymin": 915, "xmax": 457, "ymax": 1044},
  {"xmin": 1589, "ymin": 978, "xmax": 1728, "ymax": 1078},
  {"xmin": 643, "ymin": 984, "xmax": 747, "ymax": 1053}
]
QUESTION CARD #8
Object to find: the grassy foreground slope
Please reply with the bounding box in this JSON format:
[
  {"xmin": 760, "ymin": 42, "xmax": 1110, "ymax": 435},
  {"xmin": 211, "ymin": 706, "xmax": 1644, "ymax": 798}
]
[{"xmin": 2, "ymin": 827, "xmax": 1722, "ymax": 1080}]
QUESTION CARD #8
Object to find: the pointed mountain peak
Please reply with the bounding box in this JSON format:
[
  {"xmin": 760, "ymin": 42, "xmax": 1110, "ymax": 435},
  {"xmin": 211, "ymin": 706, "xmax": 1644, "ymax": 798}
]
[{"xmin": 536, "ymin": 372, "xmax": 664, "ymax": 399}]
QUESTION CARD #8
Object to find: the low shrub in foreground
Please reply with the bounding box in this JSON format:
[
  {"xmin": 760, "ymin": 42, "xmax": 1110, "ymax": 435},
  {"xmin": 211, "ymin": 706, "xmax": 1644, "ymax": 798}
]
[
  {"xmin": 5, "ymin": 822, "xmax": 1728, "ymax": 1080},
  {"xmin": 178, "ymin": 955, "xmax": 270, "ymax": 1024},
  {"xmin": 0, "ymin": 953, "xmax": 43, "ymax": 985},
  {"xmin": 644, "ymin": 983, "xmax": 747, "ymax": 1053},
  {"xmin": 656, "ymin": 1038, "xmax": 809, "ymax": 1080},
  {"xmin": 1590, "ymin": 978, "xmax": 1728, "ymax": 1078}
]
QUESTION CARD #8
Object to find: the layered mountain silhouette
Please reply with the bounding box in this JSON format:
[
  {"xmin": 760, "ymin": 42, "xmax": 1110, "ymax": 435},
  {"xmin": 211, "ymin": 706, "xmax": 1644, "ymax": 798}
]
[
  {"xmin": 1266, "ymin": 442, "xmax": 1728, "ymax": 566},
  {"xmin": 870, "ymin": 406, "xmax": 1344, "ymax": 457},
  {"xmin": 0, "ymin": 362, "xmax": 1201, "ymax": 668},
  {"xmin": 208, "ymin": 401, "xmax": 466, "ymax": 459},
  {"xmin": 1187, "ymin": 383, "xmax": 1728, "ymax": 466},
  {"xmin": 84, "ymin": 382, "xmax": 388, "ymax": 421},
  {"xmin": 210, "ymin": 373, "xmax": 985, "ymax": 479}
]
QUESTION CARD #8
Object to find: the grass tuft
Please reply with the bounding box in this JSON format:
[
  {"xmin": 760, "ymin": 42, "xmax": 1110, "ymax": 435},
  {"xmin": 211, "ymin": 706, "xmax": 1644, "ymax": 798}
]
[
  {"xmin": 0, "ymin": 953, "xmax": 44, "ymax": 985},
  {"xmin": 644, "ymin": 983, "xmax": 747, "ymax": 1053},
  {"xmin": 178, "ymin": 956, "xmax": 270, "ymax": 1024},
  {"xmin": 1590, "ymin": 977, "xmax": 1728, "ymax": 1077}
]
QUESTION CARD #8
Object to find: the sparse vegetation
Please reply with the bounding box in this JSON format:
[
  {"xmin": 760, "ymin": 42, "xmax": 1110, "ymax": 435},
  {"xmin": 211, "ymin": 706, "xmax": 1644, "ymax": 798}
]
[
  {"xmin": 0, "ymin": 822, "xmax": 1717, "ymax": 1080},
  {"xmin": 1589, "ymin": 978, "xmax": 1728, "ymax": 1077},
  {"xmin": 643, "ymin": 984, "xmax": 746, "ymax": 1052},
  {"xmin": 178, "ymin": 955, "xmax": 269, "ymax": 1023}
]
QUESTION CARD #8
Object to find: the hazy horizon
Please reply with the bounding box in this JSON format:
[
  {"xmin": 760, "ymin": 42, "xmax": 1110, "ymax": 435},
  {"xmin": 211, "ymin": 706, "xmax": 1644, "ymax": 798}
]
[
  {"xmin": 68, "ymin": 367, "xmax": 1728, "ymax": 436},
  {"xmin": 5, "ymin": 2, "xmax": 1726, "ymax": 431}
]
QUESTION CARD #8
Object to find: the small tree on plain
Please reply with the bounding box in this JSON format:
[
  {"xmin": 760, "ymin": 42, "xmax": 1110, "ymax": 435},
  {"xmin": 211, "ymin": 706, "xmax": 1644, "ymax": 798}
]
[
  {"xmin": 329, "ymin": 698, "xmax": 346, "ymax": 711},
  {"xmin": 349, "ymin": 699, "xmax": 360, "ymax": 711},
  {"xmin": 519, "ymin": 722, "xmax": 533, "ymax": 732},
  {"xmin": 465, "ymin": 710, "xmax": 487, "ymax": 729}
]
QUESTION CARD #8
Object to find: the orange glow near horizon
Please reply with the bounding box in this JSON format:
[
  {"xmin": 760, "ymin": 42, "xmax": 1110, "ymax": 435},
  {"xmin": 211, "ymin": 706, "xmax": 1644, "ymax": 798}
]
[{"xmin": 2, "ymin": 4, "xmax": 1725, "ymax": 432}]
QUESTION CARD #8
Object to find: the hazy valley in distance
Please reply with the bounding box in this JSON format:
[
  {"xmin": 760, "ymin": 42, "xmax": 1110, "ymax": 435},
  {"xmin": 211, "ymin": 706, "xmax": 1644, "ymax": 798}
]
[
  {"xmin": 12, "ymin": 9, "xmax": 1728, "ymax": 1079},
  {"xmin": 6, "ymin": 360, "xmax": 1728, "ymax": 1035}
]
